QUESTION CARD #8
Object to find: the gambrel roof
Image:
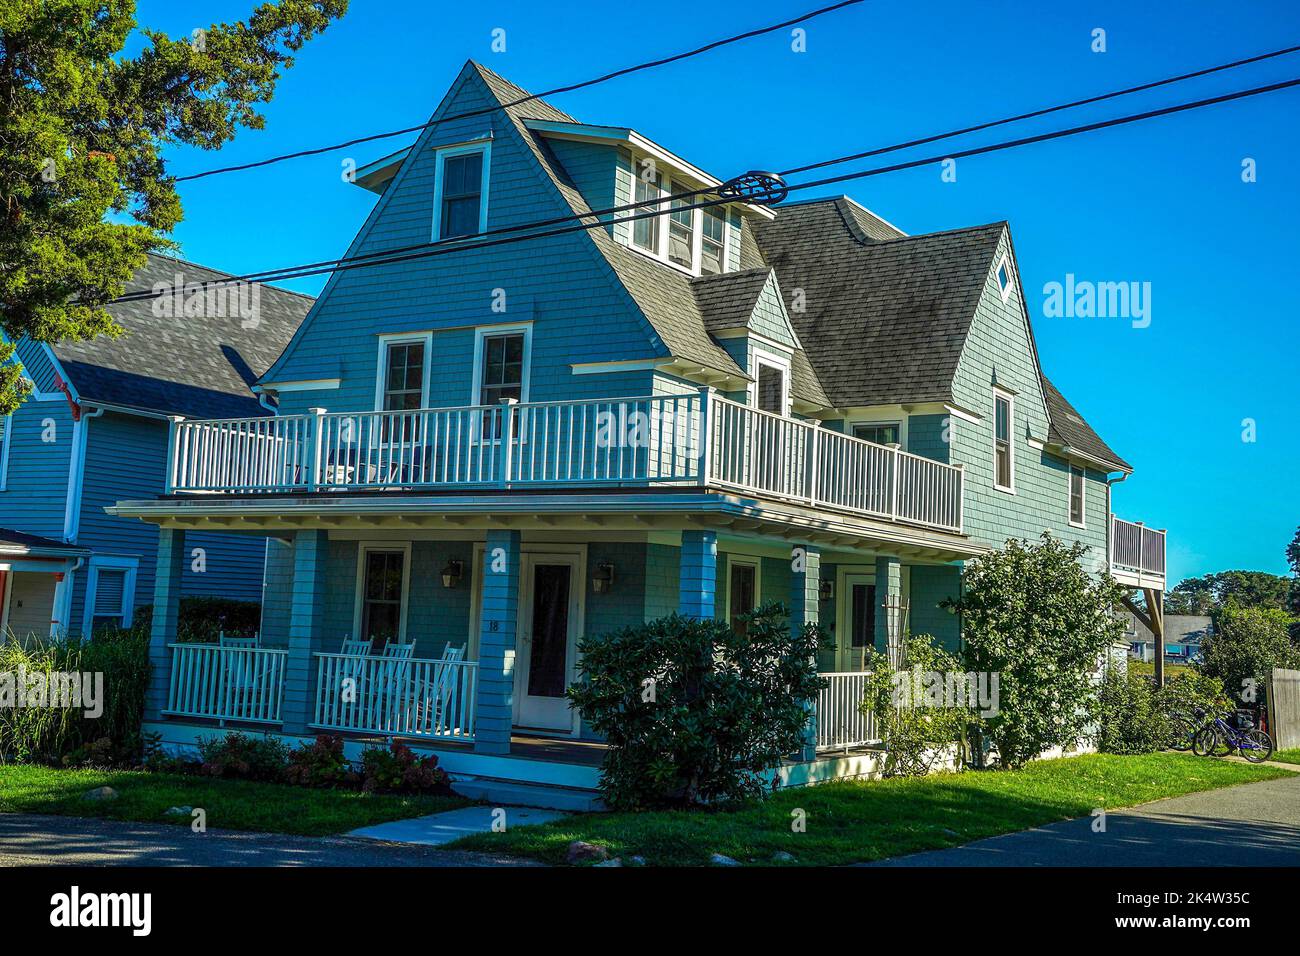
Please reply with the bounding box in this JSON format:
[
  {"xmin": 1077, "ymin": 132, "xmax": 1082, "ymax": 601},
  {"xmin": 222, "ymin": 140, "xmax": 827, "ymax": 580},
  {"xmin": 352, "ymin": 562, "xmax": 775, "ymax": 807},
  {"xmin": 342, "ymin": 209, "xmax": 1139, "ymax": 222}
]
[{"xmin": 49, "ymin": 254, "xmax": 312, "ymax": 419}]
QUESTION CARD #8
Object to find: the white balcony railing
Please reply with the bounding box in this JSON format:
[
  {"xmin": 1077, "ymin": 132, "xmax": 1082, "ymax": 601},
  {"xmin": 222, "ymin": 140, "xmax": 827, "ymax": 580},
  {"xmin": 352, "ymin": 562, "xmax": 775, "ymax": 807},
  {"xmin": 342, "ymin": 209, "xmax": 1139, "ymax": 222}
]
[
  {"xmin": 1110, "ymin": 516, "xmax": 1166, "ymax": 579},
  {"xmin": 816, "ymin": 671, "xmax": 879, "ymax": 752},
  {"xmin": 166, "ymin": 390, "xmax": 965, "ymax": 533},
  {"xmin": 311, "ymin": 653, "xmax": 478, "ymax": 740},
  {"xmin": 164, "ymin": 643, "xmax": 288, "ymax": 724}
]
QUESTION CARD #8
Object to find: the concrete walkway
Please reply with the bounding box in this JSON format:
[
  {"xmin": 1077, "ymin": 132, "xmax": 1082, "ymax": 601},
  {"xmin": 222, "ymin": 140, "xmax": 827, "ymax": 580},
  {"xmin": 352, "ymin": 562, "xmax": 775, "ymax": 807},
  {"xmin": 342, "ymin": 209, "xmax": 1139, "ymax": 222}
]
[
  {"xmin": 347, "ymin": 805, "xmax": 568, "ymax": 846},
  {"xmin": 0, "ymin": 813, "xmax": 539, "ymax": 867},
  {"xmin": 870, "ymin": 774, "xmax": 1300, "ymax": 867}
]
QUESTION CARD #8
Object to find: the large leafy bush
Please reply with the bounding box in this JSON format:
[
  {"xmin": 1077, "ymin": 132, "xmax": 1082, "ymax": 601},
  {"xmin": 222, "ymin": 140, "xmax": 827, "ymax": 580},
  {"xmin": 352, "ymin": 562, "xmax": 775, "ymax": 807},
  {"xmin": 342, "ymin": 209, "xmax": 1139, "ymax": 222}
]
[
  {"xmin": 133, "ymin": 597, "xmax": 262, "ymax": 643},
  {"xmin": 947, "ymin": 533, "xmax": 1127, "ymax": 769},
  {"xmin": 1098, "ymin": 668, "xmax": 1230, "ymax": 754},
  {"xmin": 1199, "ymin": 605, "xmax": 1300, "ymax": 704},
  {"xmin": 0, "ymin": 625, "xmax": 149, "ymax": 763},
  {"xmin": 568, "ymin": 603, "xmax": 824, "ymax": 809},
  {"xmin": 197, "ymin": 732, "xmax": 289, "ymax": 781}
]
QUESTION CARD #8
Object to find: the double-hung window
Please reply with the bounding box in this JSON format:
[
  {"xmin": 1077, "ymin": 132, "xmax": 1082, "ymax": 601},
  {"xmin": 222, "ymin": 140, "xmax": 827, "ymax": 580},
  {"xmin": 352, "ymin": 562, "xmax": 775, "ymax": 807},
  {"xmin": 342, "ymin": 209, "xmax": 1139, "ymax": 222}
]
[
  {"xmin": 378, "ymin": 337, "xmax": 428, "ymax": 443},
  {"xmin": 435, "ymin": 143, "xmax": 488, "ymax": 240},
  {"xmin": 1069, "ymin": 464, "xmax": 1086, "ymax": 526},
  {"xmin": 993, "ymin": 389, "xmax": 1014, "ymax": 492},
  {"xmin": 632, "ymin": 169, "xmax": 663, "ymax": 254},
  {"xmin": 474, "ymin": 326, "xmax": 529, "ymax": 439},
  {"xmin": 668, "ymin": 188, "xmax": 694, "ymax": 268},
  {"xmin": 700, "ymin": 207, "xmax": 726, "ymax": 275}
]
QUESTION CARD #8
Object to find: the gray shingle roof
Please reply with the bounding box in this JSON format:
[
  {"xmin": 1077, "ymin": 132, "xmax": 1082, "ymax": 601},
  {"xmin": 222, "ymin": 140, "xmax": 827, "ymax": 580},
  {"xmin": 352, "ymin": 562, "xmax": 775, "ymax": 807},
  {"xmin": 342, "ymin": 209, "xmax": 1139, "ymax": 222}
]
[
  {"xmin": 691, "ymin": 268, "xmax": 772, "ymax": 334},
  {"xmin": 0, "ymin": 528, "xmax": 89, "ymax": 555},
  {"xmin": 1041, "ymin": 375, "xmax": 1131, "ymax": 471},
  {"xmin": 753, "ymin": 199, "xmax": 1005, "ymax": 407},
  {"xmin": 52, "ymin": 254, "xmax": 313, "ymax": 419}
]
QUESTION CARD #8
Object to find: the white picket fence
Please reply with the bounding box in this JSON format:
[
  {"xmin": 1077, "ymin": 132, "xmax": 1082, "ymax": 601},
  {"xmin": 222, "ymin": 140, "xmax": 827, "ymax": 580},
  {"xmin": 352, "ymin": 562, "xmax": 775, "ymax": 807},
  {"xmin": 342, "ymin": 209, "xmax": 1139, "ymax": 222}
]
[
  {"xmin": 311, "ymin": 653, "xmax": 478, "ymax": 740},
  {"xmin": 164, "ymin": 643, "xmax": 288, "ymax": 724},
  {"xmin": 816, "ymin": 672, "xmax": 879, "ymax": 751}
]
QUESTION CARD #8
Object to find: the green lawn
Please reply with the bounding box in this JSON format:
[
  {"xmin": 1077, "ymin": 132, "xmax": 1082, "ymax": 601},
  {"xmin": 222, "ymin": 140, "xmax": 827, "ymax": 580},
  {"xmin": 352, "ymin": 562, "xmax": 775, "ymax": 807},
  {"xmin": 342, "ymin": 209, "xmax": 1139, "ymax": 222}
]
[
  {"xmin": 0, "ymin": 765, "xmax": 469, "ymax": 837},
  {"xmin": 452, "ymin": 753, "xmax": 1289, "ymax": 866},
  {"xmin": 1273, "ymin": 749, "xmax": 1300, "ymax": 766}
]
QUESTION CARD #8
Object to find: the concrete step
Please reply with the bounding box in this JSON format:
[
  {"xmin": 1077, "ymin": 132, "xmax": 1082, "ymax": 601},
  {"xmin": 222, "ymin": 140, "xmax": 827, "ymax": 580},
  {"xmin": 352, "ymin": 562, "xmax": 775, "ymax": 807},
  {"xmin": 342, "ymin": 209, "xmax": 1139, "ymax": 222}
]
[{"xmin": 451, "ymin": 775, "xmax": 606, "ymax": 812}]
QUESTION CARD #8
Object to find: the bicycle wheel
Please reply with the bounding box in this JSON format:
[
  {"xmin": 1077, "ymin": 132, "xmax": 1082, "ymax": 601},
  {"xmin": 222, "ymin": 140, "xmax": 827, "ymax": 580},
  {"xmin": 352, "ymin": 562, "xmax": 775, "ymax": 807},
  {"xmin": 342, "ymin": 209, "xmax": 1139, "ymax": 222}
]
[
  {"xmin": 1192, "ymin": 725, "xmax": 1221, "ymax": 756},
  {"xmin": 1240, "ymin": 730, "xmax": 1274, "ymax": 764},
  {"xmin": 1167, "ymin": 716, "xmax": 1196, "ymax": 752}
]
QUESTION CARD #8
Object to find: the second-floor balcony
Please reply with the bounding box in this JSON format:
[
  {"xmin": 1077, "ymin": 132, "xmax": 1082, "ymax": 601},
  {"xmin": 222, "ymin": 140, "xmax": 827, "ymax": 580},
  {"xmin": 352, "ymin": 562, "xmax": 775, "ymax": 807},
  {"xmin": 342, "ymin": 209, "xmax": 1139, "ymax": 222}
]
[
  {"xmin": 165, "ymin": 391, "xmax": 965, "ymax": 535},
  {"xmin": 1109, "ymin": 515, "xmax": 1167, "ymax": 590}
]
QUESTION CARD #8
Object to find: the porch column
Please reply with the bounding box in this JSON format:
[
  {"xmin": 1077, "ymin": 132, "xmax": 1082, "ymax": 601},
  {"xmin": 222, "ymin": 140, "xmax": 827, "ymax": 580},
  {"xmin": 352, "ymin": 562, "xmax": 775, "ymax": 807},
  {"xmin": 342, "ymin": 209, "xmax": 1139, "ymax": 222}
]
[
  {"xmin": 475, "ymin": 529, "xmax": 521, "ymax": 755},
  {"xmin": 678, "ymin": 529, "xmax": 718, "ymax": 620},
  {"xmin": 791, "ymin": 545, "xmax": 821, "ymax": 761},
  {"xmin": 875, "ymin": 555, "xmax": 902, "ymax": 666},
  {"xmin": 145, "ymin": 528, "xmax": 185, "ymax": 723},
  {"xmin": 282, "ymin": 530, "xmax": 329, "ymax": 735}
]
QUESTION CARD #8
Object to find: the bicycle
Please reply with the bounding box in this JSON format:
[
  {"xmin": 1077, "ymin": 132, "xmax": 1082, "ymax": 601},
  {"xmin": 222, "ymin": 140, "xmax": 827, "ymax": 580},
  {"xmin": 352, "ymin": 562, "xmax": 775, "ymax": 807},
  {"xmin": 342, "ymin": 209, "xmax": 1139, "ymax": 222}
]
[
  {"xmin": 1166, "ymin": 706, "xmax": 1205, "ymax": 752},
  {"xmin": 1192, "ymin": 710, "xmax": 1274, "ymax": 763}
]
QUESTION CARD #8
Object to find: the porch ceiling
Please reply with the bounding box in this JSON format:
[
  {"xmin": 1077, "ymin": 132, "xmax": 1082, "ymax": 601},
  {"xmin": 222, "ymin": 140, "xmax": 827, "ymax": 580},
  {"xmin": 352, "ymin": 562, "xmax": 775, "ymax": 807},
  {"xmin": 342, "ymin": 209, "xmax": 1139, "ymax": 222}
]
[{"xmin": 107, "ymin": 490, "xmax": 983, "ymax": 563}]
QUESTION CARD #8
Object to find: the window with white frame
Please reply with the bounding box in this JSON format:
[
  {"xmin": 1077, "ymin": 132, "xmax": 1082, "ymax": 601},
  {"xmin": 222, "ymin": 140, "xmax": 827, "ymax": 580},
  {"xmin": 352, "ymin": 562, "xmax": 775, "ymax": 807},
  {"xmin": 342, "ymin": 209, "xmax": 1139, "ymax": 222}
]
[
  {"xmin": 995, "ymin": 254, "xmax": 1014, "ymax": 303},
  {"xmin": 752, "ymin": 350, "xmax": 790, "ymax": 416},
  {"xmin": 993, "ymin": 388, "xmax": 1014, "ymax": 491},
  {"xmin": 626, "ymin": 159, "xmax": 730, "ymax": 277},
  {"xmin": 356, "ymin": 546, "xmax": 408, "ymax": 645},
  {"xmin": 381, "ymin": 340, "xmax": 427, "ymax": 412},
  {"xmin": 434, "ymin": 142, "xmax": 489, "ymax": 240},
  {"xmin": 1069, "ymin": 464, "xmax": 1086, "ymax": 526},
  {"xmin": 472, "ymin": 324, "xmax": 531, "ymax": 439},
  {"xmin": 852, "ymin": 421, "xmax": 901, "ymax": 446}
]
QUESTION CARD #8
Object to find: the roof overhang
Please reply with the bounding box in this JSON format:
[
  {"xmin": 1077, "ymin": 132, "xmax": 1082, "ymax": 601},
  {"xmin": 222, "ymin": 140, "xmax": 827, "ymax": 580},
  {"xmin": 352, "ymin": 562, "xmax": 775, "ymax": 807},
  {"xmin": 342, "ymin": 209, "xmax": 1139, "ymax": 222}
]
[{"xmin": 523, "ymin": 119, "xmax": 777, "ymax": 220}]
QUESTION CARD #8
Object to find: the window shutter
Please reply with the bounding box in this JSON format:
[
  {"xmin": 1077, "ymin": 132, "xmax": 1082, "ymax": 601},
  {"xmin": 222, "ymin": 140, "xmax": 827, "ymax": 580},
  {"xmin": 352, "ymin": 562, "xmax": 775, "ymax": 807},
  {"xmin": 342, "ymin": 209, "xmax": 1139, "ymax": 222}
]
[{"xmin": 94, "ymin": 569, "xmax": 126, "ymax": 615}]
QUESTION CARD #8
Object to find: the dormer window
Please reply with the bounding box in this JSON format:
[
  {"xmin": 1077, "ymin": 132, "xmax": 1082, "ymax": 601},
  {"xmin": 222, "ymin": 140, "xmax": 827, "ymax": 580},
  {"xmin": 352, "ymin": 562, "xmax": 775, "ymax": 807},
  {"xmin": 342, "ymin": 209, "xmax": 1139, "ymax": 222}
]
[
  {"xmin": 626, "ymin": 160, "xmax": 728, "ymax": 277},
  {"xmin": 752, "ymin": 349, "xmax": 790, "ymax": 416},
  {"xmin": 433, "ymin": 141, "xmax": 490, "ymax": 240}
]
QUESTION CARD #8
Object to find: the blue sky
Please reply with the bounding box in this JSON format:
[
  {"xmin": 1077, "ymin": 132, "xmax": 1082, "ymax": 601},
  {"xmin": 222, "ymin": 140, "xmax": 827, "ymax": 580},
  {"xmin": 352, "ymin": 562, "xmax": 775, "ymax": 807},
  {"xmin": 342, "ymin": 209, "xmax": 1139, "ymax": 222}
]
[{"xmin": 137, "ymin": 0, "xmax": 1300, "ymax": 583}]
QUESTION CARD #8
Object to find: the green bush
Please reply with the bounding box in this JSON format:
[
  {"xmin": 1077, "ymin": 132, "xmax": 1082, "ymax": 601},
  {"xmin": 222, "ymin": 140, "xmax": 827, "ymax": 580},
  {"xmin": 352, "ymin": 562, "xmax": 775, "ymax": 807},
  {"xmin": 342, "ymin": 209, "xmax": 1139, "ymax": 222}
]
[
  {"xmin": 133, "ymin": 596, "xmax": 262, "ymax": 643},
  {"xmin": 0, "ymin": 625, "xmax": 150, "ymax": 764},
  {"xmin": 567, "ymin": 603, "xmax": 824, "ymax": 809},
  {"xmin": 1098, "ymin": 667, "xmax": 1231, "ymax": 755},
  {"xmin": 197, "ymin": 732, "xmax": 289, "ymax": 781},
  {"xmin": 861, "ymin": 635, "xmax": 972, "ymax": 776},
  {"xmin": 1200, "ymin": 605, "xmax": 1300, "ymax": 705},
  {"xmin": 285, "ymin": 734, "xmax": 359, "ymax": 788},
  {"xmin": 359, "ymin": 740, "xmax": 450, "ymax": 794}
]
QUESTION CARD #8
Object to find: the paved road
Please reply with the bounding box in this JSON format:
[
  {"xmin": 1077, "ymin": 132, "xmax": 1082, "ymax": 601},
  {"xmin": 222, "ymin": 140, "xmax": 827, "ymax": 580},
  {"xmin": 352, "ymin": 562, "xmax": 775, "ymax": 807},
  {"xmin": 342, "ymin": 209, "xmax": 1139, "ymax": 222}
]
[
  {"xmin": 871, "ymin": 775, "xmax": 1300, "ymax": 867},
  {"xmin": 0, "ymin": 813, "xmax": 538, "ymax": 867}
]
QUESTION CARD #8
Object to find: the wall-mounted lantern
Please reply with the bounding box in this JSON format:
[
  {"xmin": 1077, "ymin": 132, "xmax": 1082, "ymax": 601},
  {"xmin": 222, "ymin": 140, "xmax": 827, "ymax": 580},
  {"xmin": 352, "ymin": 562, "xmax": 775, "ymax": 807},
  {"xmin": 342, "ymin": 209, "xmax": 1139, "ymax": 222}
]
[
  {"xmin": 591, "ymin": 561, "xmax": 615, "ymax": 594},
  {"xmin": 440, "ymin": 559, "xmax": 464, "ymax": 589},
  {"xmin": 819, "ymin": 579, "xmax": 834, "ymax": 602}
]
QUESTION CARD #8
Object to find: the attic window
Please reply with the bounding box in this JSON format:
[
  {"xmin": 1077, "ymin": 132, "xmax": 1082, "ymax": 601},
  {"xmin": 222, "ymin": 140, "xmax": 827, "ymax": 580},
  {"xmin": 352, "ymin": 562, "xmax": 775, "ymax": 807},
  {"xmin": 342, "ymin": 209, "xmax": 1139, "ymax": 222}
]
[
  {"xmin": 626, "ymin": 161, "xmax": 728, "ymax": 277},
  {"xmin": 995, "ymin": 255, "xmax": 1014, "ymax": 303},
  {"xmin": 701, "ymin": 207, "xmax": 726, "ymax": 275},
  {"xmin": 434, "ymin": 141, "xmax": 490, "ymax": 240}
]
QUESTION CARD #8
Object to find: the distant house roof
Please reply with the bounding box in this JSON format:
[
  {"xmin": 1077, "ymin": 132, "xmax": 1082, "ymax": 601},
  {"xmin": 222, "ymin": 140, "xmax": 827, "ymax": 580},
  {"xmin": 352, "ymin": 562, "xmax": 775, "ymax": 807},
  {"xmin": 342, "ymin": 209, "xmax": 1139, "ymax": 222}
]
[
  {"xmin": 49, "ymin": 253, "xmax": 313, "ymax": 419},
  {"xmin": 0, "ymin": 528, "xmax": 90, "ymax": 557}
]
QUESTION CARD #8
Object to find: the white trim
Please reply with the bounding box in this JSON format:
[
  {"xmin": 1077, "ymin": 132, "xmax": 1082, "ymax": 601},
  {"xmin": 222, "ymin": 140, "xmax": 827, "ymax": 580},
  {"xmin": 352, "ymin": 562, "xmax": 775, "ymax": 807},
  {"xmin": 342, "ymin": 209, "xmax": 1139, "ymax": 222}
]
[
  {"xmin": 992, "ymin": 386, "xmax": 1016, "ymax": 494},
  {"xmin": 1068, "ymin": 463, "xmax": 1087, "ymax": 529},
  {"xmin": 942, "ymin": 403, "xmax": 982, "ymax": 425},
  {"xmin": 81, "ymin": 554, "xmax": 140, "ymax": 635},
  {"xmin": 0, "ymin": 414, "xmax": 11, "ymax": 491},
  {"xmin": 63, "ymin": 406, "xmax": 104, "ymax": 543},
  {"xmin": 256, "ymin": 378, "xmax": 342, "ymax": 394},
  {"xmin": 373, "ymin": 332, "xmax": 433, "ymax": 412},
  {"xmin": 431, "ymin": 139, "xmax": 491, "ymax": 241},
  {"xmin": 749, "ymin": 346, "xmax": 792, "ymax": 416},
  {"xmin": 569, "ymin": 358, "xmax": 661, "ymax": 376},
  {"xmin": 470, "ymin": 321, "xmax": 533, "ymax": 409},
  {"xmin": 994, "ymin": 253, "xmax": 1015, "ymax": 304},
  {"xmin": 352, "ymin": 541, "xmax": 413, "ymax": 643}
]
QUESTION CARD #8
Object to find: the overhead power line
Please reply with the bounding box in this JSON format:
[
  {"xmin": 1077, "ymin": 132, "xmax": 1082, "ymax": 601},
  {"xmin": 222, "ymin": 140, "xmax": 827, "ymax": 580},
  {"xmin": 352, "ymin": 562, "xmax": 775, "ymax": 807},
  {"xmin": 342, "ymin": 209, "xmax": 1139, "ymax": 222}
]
[
  {"xmin": 110, "ymin": 70, "xmax": 1300, "ymax": 305},
  {"xmin": 174, "ymin": 0, "xmax": 869, "ymax": 183}
]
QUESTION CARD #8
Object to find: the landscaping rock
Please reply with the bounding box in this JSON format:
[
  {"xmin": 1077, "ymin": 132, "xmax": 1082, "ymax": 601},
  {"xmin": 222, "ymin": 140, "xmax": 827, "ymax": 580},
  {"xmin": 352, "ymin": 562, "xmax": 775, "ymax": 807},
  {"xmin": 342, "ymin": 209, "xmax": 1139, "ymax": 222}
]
[
  {"xmin": 626, "ymin": 855, "xmax": 647, "ymax": 867},
  {"xmin": 566, "ymin": 840, "xmax": 609, "ymax": 865},
  {"xmin": 771, "ymin": 850, "xmax": 796, "ymax": 863},
  {"xmin": 709, "ymin": 853, "xmax": 741, "ymax": 867},
  {"xmin": 82, "ymin": 787, "xmax": 118, "ymax": 802},
  {"xmin": 593, "ymin": 858, "xmax": 623, "ymax": 867},
  {"xmin": 164, "ymin": 806, "xmax": 194, "ymax": 817}
]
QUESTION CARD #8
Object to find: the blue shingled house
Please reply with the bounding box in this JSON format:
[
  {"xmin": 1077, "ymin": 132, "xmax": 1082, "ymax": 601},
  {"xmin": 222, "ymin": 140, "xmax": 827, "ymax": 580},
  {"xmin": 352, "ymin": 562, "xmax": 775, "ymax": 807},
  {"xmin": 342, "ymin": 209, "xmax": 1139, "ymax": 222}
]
[
  {"xmin": 0, "ymin": 255, "xmax": 311, "ymax": 640},
  {"xmin": 110, "ymin": 63, "xmax": 1167, "ymax": 801}
]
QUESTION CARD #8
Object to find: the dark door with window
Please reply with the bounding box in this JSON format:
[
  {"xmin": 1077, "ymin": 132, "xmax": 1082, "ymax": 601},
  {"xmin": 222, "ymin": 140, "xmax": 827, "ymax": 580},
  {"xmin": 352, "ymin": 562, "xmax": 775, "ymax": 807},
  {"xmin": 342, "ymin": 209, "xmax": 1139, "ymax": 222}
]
[
  {"xmin": 515, "ymin": 555, "xmax": 580, "ymax": 731},
  {"xmin": 360, "ymin": 550, "xmax": 404, "ymax": 645}
]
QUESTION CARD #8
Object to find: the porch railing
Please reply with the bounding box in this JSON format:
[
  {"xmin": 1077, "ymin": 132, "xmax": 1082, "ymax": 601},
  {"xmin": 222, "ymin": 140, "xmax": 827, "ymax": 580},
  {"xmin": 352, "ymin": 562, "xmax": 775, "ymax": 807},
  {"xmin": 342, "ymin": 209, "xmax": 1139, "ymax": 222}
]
[
  {"xmin": 816, "ymin": 671, "xmax": 879, "ymax": 752},
  {"xmin": 311, "ymin": 653, "xmax": 478, "ymax": 740},
  {"xmin": 1110, "ymin": 516, "xmax": 1166, "ymax": 578},
  {"xmin": 163, "ymin": 643, "xmax": 288, "ymax": 724},
  {"xmin": 167, "ymin": 390, "xmax": 965, "ymax": 533}
]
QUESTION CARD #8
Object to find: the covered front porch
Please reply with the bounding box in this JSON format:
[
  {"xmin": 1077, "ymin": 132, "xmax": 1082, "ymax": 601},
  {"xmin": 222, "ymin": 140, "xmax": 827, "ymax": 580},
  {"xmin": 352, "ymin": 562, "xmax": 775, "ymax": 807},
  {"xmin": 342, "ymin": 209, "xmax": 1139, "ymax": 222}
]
[{"xmin": 120, "ymin": 492, "xmax": 980, "ymax": 784}]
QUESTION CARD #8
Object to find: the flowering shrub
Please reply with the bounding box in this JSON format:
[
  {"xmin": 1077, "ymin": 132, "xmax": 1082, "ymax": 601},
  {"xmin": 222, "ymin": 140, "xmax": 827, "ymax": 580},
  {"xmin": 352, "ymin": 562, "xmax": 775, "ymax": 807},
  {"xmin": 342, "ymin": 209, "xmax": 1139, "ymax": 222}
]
[
  {"xmin": 285, "ymin": 734, "xmax": 358, "ymax": 788},
  {"xmin": 360, "ymin": 741, "xmax": 451, "ymax": 794},
  {"xmin": 197, "ymin": 732, "xmax": 288, "ymax": 781}
]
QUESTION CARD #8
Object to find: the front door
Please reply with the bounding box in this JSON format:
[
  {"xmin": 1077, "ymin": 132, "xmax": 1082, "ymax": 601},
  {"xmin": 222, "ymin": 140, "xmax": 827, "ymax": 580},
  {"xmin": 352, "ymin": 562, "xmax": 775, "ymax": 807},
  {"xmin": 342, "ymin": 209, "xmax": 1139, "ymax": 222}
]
[
  {"xmin": 514, "ymin": 554, "xmax": 581, "ymax": 732},
  {"xmin": 838, "ymin": 573, "xmax": 876, "ymax": 671}
]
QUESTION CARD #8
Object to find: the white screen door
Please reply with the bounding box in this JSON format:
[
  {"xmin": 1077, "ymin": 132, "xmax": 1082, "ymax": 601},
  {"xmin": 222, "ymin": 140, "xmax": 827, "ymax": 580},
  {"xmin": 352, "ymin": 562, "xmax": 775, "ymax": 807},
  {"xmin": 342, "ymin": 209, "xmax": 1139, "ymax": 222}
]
[{"xmin": 514, "ymin": 554, "xmax": 581, "ymax": 732}]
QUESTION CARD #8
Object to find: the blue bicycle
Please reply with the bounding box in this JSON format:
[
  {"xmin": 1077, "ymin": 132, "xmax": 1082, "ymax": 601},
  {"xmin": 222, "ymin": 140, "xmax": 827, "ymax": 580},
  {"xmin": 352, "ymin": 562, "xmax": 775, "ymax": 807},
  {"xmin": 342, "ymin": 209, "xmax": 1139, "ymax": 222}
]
[{"xmin": 1193, "ymin": 710, "xmax": 1274, "ymax": 763}]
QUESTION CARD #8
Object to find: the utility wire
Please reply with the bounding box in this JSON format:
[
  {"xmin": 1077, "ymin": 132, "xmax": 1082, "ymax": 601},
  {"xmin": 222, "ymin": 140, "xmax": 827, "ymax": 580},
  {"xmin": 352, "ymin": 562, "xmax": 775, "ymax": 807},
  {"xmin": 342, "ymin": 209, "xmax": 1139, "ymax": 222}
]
[
  {"xmin": 124, "ymin": 44, "xmax": 1300, "ymax": 296},
  {"xmin": 174, "ymin": 0, "xmax": 868, "ymax": 182},
  {"xmin": 111, "ymin": 72, "xmax": 1300, "ymax": 304}
]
